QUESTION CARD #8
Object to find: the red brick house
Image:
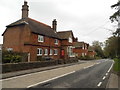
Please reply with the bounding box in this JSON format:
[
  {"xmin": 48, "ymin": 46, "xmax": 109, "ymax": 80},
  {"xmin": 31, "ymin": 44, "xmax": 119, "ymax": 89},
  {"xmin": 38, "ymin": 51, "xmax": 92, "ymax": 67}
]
[
  {"xmin": 73, "ymin": 42, "xmax": 89, "ymax": 58},
  {"xmin": 73, "ymin": 41, "xmax": 96, "ymax": 58},
  {"xmin": 2, "ymin": 1, "xmax": 76, "ymax": 61}
]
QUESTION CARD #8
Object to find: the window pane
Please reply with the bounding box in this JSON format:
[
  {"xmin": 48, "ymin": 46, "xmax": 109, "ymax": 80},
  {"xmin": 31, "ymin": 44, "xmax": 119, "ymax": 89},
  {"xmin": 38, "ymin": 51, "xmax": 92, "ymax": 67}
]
[
  {"xmin": 45, "ymin": 49, "xmax": 48, "ymax": 55},
  {"xmin": 38, "ymin": 35, "xmax": 44, "ymax": 42},
  {"xmin": 37, "ymin": 49, "xmax": 39, "ymax": 54},
  {"xmin": 50, "ymin": 49, "xmax": 52, "ymax": 55}
]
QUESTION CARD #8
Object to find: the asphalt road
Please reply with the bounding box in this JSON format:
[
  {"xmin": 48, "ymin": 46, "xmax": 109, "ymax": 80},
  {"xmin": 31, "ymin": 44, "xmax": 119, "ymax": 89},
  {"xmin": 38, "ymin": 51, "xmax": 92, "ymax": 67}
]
[
  {"xmin": 31, "ymin": 59, "xmax": 113, "ymax": 88},
  {"xmin": 1, "ymin": 59, "xmax": 114, "ymax": 89}
]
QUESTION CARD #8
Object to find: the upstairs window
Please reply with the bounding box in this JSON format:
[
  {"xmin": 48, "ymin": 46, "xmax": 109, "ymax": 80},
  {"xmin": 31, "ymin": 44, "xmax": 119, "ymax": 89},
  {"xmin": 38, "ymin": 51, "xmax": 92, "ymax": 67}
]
[
  {"xmin": 54, "ymin": 39, "xmax": 58, "ymax": 45},
  {"xmin": 37, "ymin": 48, "xmax": 43, "ymax": 56},
  {"xmin": 38, "ymin": 35, "xmax": 44, "ymax": 42},
  {"xmin": 68, "ymin": 37, "xmax": 72, "ymax": 43},
  {"xmin": 44, "ymin": 49, "xmax": 48, "ymax": 55},
  {"xmin": 54, "ymin": 49, "xmax": 58, "ymax": 55}
]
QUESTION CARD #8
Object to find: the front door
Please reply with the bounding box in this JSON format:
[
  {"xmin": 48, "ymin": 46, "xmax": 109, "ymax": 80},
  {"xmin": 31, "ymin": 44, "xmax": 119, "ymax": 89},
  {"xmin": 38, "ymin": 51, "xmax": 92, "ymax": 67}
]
[{"xmin": 61, "ymin": 49, "xmax": 65, "ymax": 59}]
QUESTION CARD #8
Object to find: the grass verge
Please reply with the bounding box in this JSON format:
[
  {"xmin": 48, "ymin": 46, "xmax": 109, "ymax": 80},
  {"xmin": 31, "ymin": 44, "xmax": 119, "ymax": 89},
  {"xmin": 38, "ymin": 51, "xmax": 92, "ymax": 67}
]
[{"xmin": 113, "ymin": 58, "xmax": 120, "ymax": 74}]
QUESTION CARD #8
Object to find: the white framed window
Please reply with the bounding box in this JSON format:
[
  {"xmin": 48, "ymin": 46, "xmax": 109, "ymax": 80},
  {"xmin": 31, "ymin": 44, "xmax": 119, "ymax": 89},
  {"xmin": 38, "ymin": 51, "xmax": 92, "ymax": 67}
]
[
  {"xmin": 7, "ymin": 48, "xmax": 13, "ymax": 51},
  {"xmin": 38, "ymin": 35, "xmax": 44, "ymax": 42},
  {"xmin": 44, "ymin": 49, "xmax": 48, "ymax": 55},
  {"xmin": 54, "ymin": 49, "xmax": 58, "ymax": 55},
  {"xmin": 68, "ymin": 37, "xmax": 72, "ymax": 43},
  {"xmin": 50, "ymin": 49, "xmax": 53, "ymax": 55},
  {"xmin": 82, "ymin": 53, "xmax": 84, "ymax": 57},
  {"xmin": 37, "ymin": 48, "xmax": 43, "ymax": 56},
  {"xmin": 54, "ymin": 39, "xmax": 58, "ymax": 45}
]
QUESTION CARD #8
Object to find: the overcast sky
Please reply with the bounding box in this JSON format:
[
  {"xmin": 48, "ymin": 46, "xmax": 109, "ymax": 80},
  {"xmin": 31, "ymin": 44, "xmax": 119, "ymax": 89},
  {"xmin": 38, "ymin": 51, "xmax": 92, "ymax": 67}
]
[{"xmin": 0, "ymin": 0, "xmax": 118, "ymax": 45}]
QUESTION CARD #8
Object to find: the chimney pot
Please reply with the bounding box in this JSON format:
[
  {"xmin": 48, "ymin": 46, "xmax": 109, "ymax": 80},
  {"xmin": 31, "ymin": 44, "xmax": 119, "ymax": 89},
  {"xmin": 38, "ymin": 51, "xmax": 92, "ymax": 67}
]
[
  {"xmin": 52, "ymin": 19, "xmax": 57, "ymax": 32},
  {"xmin": 22, "ymin": 1, "xmax": 29, "ymax": 18}
]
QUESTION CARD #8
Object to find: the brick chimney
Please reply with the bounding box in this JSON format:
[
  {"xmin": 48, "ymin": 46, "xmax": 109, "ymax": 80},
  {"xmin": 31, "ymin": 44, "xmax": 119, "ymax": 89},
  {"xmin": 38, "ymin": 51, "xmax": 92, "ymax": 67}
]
[
  {"xmin": 52, "ymin": 19, "xmax": 57, "ymax": 32},
  {"xmin": 22, "ymin": 1, "xmax": 29, "ymax": 18}
]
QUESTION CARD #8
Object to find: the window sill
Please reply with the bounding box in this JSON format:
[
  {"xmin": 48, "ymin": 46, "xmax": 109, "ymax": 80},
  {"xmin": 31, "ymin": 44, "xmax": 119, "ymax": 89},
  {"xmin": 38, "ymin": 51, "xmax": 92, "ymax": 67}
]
[
  {"xmin": 55, "ymin": 43, "xmax": 58, "ymax": 45},
  {"xmin": 38, "ymin": 41, "xmax": 44, "ymax": 43},
  {"xmin": 37, "ymin": 54, "xmax": 42, "ymax": 56}
]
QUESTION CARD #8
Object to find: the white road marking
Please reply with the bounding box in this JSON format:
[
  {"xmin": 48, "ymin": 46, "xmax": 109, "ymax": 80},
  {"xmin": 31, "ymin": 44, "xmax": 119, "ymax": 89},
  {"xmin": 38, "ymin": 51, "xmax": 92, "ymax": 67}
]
[
  {"xmin": 105, "ymin": 73, "xmax": 108, "ymax": 76},
  {"xmin": 97, "ymin": 82, "xmax": 102, "ymax": 87},
  {"xmin": 107, "ymin": 62, "xmax": 114, "ymax": 73},
  {"xmin": 103, "ymin": 76, "xmax": 106, "ymax": 80},
  {"xmin": 83, "ymin": 64, "xmax": 95, "ymax": 69},
  {"xmin": 96, "ymin": 62, "xmax": 100, "ymax": 64},
  {"xmin": 27, "ymin": 71, "xmax": 75, "ymax": 88}
]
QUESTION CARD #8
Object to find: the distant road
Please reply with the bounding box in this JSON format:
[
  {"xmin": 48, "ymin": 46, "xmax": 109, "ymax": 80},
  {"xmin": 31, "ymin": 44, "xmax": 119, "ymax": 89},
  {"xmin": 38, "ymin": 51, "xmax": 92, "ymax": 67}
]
[{"xmin": 1, "ymin": 59, "xmax": 113, "ymax": 88}]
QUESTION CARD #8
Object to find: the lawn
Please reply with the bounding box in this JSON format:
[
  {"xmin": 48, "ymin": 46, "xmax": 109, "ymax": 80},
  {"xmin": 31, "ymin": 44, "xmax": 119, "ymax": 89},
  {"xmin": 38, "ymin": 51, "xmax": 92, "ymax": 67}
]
[{"xmin": 113, "ymin": 58, "xmax": 120, "ymax": 72}]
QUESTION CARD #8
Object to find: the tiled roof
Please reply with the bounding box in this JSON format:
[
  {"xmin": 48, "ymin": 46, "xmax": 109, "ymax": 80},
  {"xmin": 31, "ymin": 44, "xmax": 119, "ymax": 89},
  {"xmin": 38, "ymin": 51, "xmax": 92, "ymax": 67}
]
[
  {"xmin": 57, "ymin": 30, "xmax": 73, "ymax": 39},
  {"xmin": 4, "ymin": 18, "xmax": 59, "ymax": 38},
  {"xmin": 73, "ymin": 42, "xmax": 84, "ymax": 47},
  {"xmin": 73, "ymin": 42, "xmax": 89, "ymax": 47}
]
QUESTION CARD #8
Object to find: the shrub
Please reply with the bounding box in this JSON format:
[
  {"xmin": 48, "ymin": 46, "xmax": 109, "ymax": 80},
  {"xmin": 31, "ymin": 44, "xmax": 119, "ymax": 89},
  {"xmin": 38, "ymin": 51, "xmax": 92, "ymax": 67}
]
[
  {"xmin": 78, "ymin": 55, "xmax": 95, "ymax": 60},
  {"xmin": 2, "ymin": 51, "xmax": 27, "ymax": 63},
  {"xmin": 37, "ymin": 56, "xmax": 46, "ymax": 61}
]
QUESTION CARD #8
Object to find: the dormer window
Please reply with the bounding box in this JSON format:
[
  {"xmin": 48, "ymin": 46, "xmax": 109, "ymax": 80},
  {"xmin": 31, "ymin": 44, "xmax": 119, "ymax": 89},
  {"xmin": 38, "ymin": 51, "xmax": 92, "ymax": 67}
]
[
  {"xmin": 68, "ymin": 37, "xmax": 72, "ymax": 43},
  {"xmin": 54, "ymin": 39, "xmax": 58, "ymax": 45},
  {"xmin": 38, "ymin": 35, "xmax": 44, "ymax": 42}
]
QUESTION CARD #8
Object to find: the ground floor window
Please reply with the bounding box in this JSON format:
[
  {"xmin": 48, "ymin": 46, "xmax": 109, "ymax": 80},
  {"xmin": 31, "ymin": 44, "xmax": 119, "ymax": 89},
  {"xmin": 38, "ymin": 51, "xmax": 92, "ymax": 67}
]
[
  {"xmin": 54, "ymin": 49, "xmax": 58, "ymax": 55},
  {"xmin": 44, "ymin": 49, "xmax": 48, "ymax": 55},
  {"xmin": 37, "ymin": 48, "xmax": 43, "ymax": 56},
  {"xmin": 50, "ymin": 49, "xmax": 53, "ymax": 55},
  {"xmin": 82, "ymin": 53, "xmax": 84, "ymax": 57},
  {"xmin": 67, "ymin": 46, "xmax": 75, "ymax": 57}
]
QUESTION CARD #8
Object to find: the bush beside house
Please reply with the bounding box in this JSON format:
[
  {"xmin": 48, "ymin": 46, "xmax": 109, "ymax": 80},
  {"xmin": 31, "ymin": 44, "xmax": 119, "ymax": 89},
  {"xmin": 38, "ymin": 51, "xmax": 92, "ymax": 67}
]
[{"xmin": 2, "ymin": 51, "xmax": 28, "ymax": 63}]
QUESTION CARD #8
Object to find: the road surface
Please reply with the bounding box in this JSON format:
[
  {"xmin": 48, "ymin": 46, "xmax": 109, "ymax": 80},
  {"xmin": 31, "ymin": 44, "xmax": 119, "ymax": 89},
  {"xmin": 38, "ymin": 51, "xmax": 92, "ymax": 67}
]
[{"xmin": 1, "ymin": 59, "xmax": 114, "ymax": 89}]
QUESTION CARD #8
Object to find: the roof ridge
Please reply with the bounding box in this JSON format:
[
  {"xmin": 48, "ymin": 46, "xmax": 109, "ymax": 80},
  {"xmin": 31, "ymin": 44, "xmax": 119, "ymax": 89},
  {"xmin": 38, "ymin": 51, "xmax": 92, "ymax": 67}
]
[
  {"xmin": 28, "ymin": 18, "xmax": 51, "ymax": 28},
  {"xmin": 57, "ymin": 30, "xmax": 72, "ymax": 33}
]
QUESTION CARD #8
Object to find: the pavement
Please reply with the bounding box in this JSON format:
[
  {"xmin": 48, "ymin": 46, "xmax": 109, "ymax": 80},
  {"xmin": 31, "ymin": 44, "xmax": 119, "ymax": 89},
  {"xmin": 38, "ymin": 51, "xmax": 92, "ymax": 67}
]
[
  {"xmin": 2, "ymin": 61, "xmax": 86, "ymax": 79},
  {"xmin": 106, "ymin": 73, "xmax": 120, "ymax": 89}
]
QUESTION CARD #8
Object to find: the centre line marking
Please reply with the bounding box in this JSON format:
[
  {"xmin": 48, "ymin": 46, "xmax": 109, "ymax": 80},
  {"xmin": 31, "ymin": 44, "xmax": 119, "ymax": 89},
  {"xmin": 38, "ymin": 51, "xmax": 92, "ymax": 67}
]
[
  {"xmin": 27, "ymin": 71, "xmax": 75, "ymax": 88},
  {"xmin": 103, "ymin": 76, "xmax": 106, "ymax": 80},
  {"xmin": 106, "ymin": 73, "xmax": 108, "ymax": 76},
  {"xmin": 97, "ymin": 82, "xmax": 102, "ymax": 87}
]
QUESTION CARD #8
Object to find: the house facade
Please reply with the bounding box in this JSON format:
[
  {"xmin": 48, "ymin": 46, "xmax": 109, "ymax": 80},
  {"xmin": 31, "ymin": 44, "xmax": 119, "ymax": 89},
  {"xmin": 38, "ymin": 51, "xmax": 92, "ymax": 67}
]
[
  {"xmin": 73, "ymin": 42, "xmax": 96, "ymax": 58},
  {"xmin": 73, "ymin": 42, "xmax": 89, "ymax": 58},
  {"xmin": 2, "ymin": 1, "xmax": 95, "ymax": 62},
  {"xmin": 2, "ymin": 1, "xmax": 76, "ymax": 61}
]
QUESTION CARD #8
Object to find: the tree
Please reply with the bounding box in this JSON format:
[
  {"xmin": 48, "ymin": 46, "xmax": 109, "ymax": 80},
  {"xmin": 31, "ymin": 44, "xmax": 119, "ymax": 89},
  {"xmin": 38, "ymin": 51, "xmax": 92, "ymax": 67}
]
[
  {"xmin": 104, "ymin": 36, "xmax": 119, "ymax": 58},
  {"xmin": 110, "ymin": 1, "xmax": 120, "ymax": 36},
  {"xmin": 92, "ymin": 41, "xmax": 104, "ymax": 58},
  {"xmin": 109, "ymin": 1, "xmax": 120, "ymax": 58}
]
